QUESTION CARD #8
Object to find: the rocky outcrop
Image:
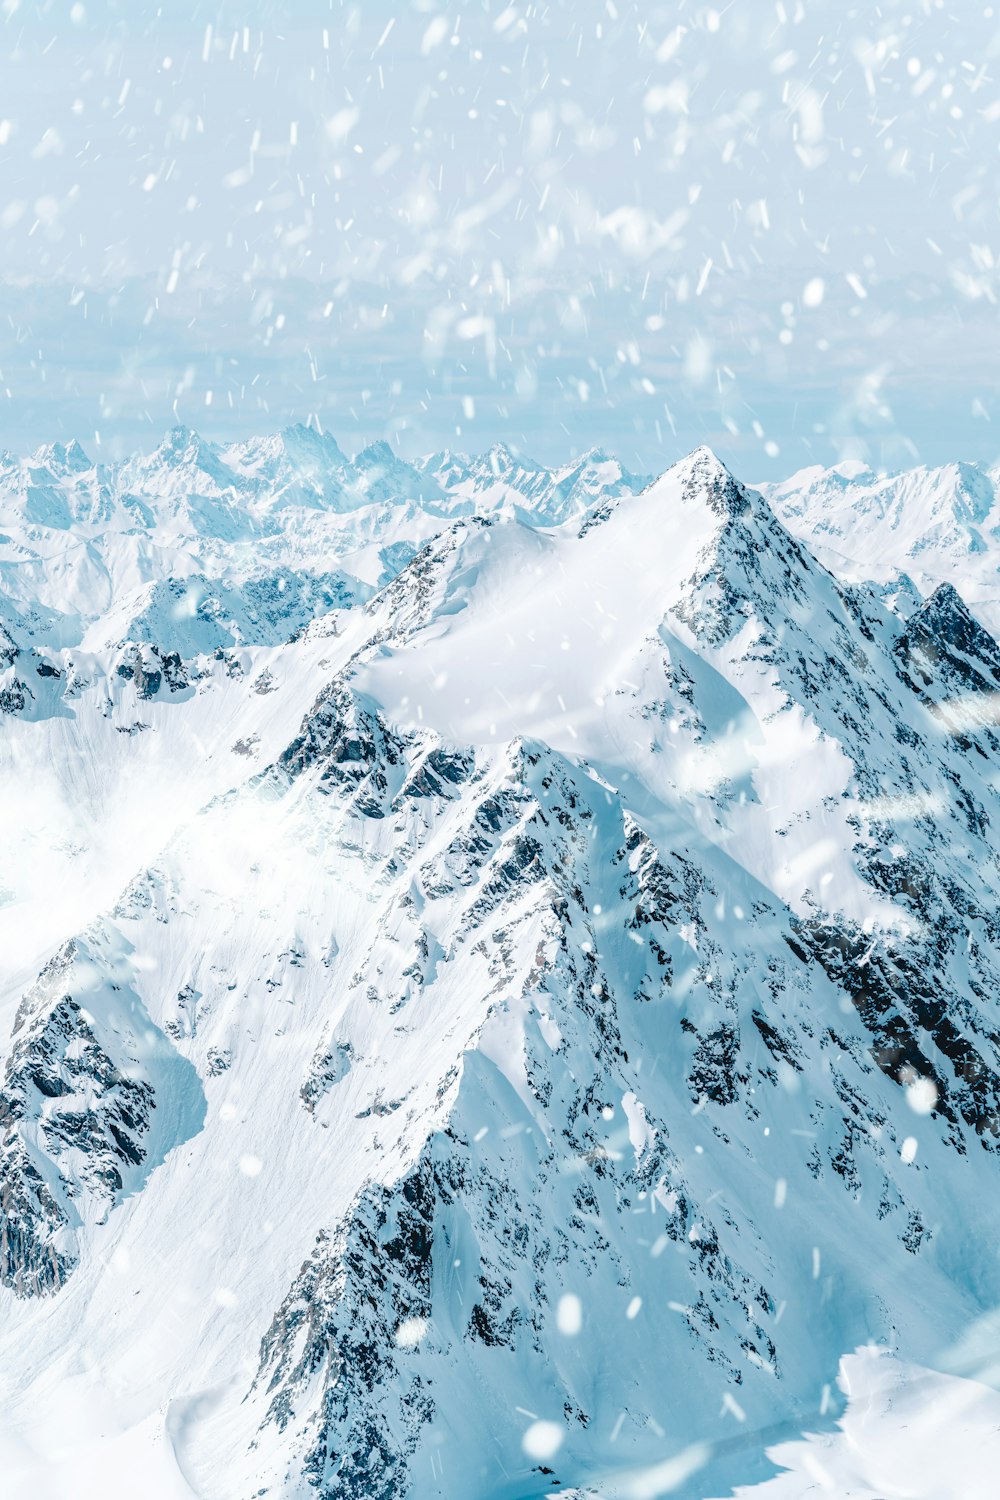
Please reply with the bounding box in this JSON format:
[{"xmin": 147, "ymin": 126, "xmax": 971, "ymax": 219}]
[{"xmin": 0, "ymin": 937, "xmax": 202, "ymax": 1295}]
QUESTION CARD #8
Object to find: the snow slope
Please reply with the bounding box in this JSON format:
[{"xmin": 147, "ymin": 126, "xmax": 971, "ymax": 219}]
[
  {"xmin": 2, "ymin": 435, "xmax": 1000, "ymax": 1498},
  {"xmin": 721, "ymin": 1349, "xmax": 1000, "ymax": 1500}
]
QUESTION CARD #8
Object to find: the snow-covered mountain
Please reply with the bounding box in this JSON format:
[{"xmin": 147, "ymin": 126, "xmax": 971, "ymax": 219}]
[
  {"xmin": 417, "ymin": 442, "xmax": 649, "ymax": 528},
  {"xmin": 0, "ymin": 426, "xmax": 648, "ymax": 663},
  {"xmin": 3, "ymin": 434, "xmax": 1000, "ymax": 1498},
  {"xmin": 760, "ymin": 457, "xmax": 1000, "ymax": 635}
]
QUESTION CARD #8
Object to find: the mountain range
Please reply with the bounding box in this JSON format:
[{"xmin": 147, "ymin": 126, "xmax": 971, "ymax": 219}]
[{"xmin": 3, "ymin": 429, "xmax": 1000, "ymax": 1499}]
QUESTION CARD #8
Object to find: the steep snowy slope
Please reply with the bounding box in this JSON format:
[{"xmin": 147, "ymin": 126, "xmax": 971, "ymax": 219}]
[
  {"xmin": 722, "ymin": 1349, "xmax": 1000, "ymax": 1500},
  {"xmin": 3, "ymin": 445, "xmax": 1000, "ymax": 1500}
]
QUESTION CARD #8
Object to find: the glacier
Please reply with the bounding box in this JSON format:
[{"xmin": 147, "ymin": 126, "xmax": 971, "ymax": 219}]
[{"xmin": 2, "ymin": 432, "xmax": 1000, "ymax": 1497}]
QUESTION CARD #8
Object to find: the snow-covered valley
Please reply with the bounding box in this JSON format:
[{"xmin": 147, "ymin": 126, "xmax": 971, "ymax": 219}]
[{"xmin": 3, "ymin": 429, "xmax": 1000, "ymax": 1498}]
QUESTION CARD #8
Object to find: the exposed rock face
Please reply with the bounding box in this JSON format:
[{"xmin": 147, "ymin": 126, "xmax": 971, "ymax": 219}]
[
  {"xmin": 0, "ymin": 938, "xmax": 203, "ymax": 1296},
  {"xmin": 0, "ymin": 619, "xmax": 30, "ymax": 713}
]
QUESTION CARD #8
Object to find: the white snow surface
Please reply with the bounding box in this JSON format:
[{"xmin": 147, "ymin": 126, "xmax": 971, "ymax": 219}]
[
  {"xmin": 719, "ymin": 1349, "xmax": 1000, "ymax": 1500},
  {"xmin": 2, "ymin": 432, "xmax": 1000, "ymax": 1498}
]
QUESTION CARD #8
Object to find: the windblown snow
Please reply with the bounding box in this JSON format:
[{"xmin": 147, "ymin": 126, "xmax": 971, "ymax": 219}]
[{"xmin": 3, "ymin": 430, "xmax": 1000, "ymax": 1499}]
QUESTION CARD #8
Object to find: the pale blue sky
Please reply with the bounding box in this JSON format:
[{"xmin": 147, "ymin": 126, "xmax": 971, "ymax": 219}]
[{"xmin": 2, "ymin": 0, "xmax": 1000, "ymax": 475}]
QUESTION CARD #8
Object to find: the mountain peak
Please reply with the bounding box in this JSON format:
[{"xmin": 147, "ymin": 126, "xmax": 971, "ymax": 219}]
[
  {"xmin": 64, "ymin": 438, "xmax": 91, "ymax": 469},
  {"xmin": 480, "ymin": 440, "xmax": 542, "ymax": 478},
  {"xmin": 923, "ymin": 579, "xmax": 969, "ymax": 618},
  {"xmin": 913, "ymin": 582, "xmax": 995, "ymax": 655},
  {"xmin": 354, "ymin": 439, "xmax": 396, "ymax": 467},
  {"xmin": 670, "ymin": 445, "xmax": 750, "ymax": 519},
  {"xmin": 31, "ymin": 439, "xmax": 92, "ymax": 474},
  {"xmin": 897, "ymin": 580, "xmax": 1000, "ymax": 699},
  {"xmin": 155, "ymin": 424, "xmax": 215, "ymax": 462},
  {"xmin": 949, "ymin": 460, "xmax": 995, "ymax": 525},
  {"xmin": 673, "ymin": 443, "xmax": 733, "ymax": 480},
  {"xmin": 280, "ymin": 421, "xmax": 345, "ymax": 455}
]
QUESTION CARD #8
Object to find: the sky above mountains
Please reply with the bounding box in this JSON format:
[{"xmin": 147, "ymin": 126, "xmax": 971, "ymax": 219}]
[{"xmin": 2, "ymin": 0, "xmax": 1000, "ymax": 475}]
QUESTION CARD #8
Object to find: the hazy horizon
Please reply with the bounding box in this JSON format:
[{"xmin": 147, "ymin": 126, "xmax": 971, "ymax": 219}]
[{"xmin": 2, "ymin": 0, "xmax": 999, "ymax": 475}]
